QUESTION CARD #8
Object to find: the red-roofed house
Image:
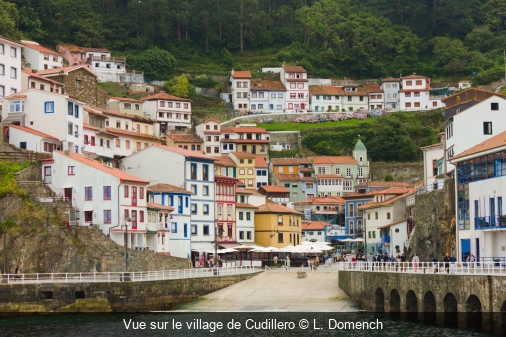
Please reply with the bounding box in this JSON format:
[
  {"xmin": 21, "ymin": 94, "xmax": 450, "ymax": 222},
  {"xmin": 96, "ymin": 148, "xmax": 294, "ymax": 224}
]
[
  {"xmin": 21, "ymin": 41, "xmax": 63, "ymax": 70},
  {"xmin": 309, "ymin": 85, "xmax": 342, "ymax": 112},
  {"xmin": 250, "ymin": 79, "xmax": 287, "ymax": 113},
  {"xmin": 281, "ymin": 65, "xmax": 309, "ymax": 112},
  {"xmin": 166, "ymin": 134, "xmax": 204, "ymax": 153},
  {"xmin": 196, "ymin": 119, "xmax": 222, "ymax": 156},
  {"xmin": 9, "ymin": 124, "xmax": 62, "ymax": 153},
  {"xmin": 340, "ymin": 85, "xmax": 368, "ymax": 112},
  {"xmin": 254, "ymin": 202, "xmax": 303, "ymax": 248},
  {"xmin": 257, "ymin": 185, "xmax": 290, "ymax": 205},
  {"xmin": 220, "ymin": 125, "xmax": 270, "ymax": 161},
  {"xmin": 364, "ymin": 84, "xmax": 384, "ymax": 110},
  {"xmin": 21, "ymin": 69, "xmax": 64, "ymax": 94},
  {"xmin": 301, "ymin": 220, "xmax": 329, "ymax": 242},
  {"xmin": 381, "ymin": 77, "xmax": 401, "ymax": 110},
  {"xmin": 141, "ymin": 91, "xmax": 192, "ymax": 134},
  {"xmin": 108, "ymin": 97, "xmax": 143, "ymax": 115},
  {"xmin": 0, "ymin": 36, "xmax": 23, "ymax": 97},
  {"xmin": 229, "ymin": 70, "xmax": 252, "ymax": 112},
  {"xmin": 399, "ymin": 74, "xmax": 444, "ymax": 111},
  {"xmin": 46, "ymin": 150, "xmax": 150, "ymax": 250},
  {"xmin": 215, "ymin": 175, "xmax": 239, "ymax": 246}
]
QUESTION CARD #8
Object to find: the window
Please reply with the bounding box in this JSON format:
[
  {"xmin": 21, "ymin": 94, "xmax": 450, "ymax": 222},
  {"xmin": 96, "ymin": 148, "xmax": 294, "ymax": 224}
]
[
  {"xmin": 414, "ymin": 102, "xmax": 420, "ymax": 108},
  {"xmin": 239, "ymin": 212, "xmax": 244, "ymax": 220},
  {"xmin": 306, "ymin": 183, "xmax": 314, "ymax": 189},
  {"xmin": 375, "ymin": 212, "xmax": 378, "ymax": 220},
  {"xmin": 104, "ymin": 210, "xmax": 111, "ymax": 224},
  {"xmin": 171, "ymin": 223, "xmax": 177, "ymax": 233},
  {"xmin": 278, "ymin": 233, "xmax": 284, "ymax": 243},
  {"xmin": 202, "ymin": 225, "xmax": 209, "ymax": 235},
  {"xmin": 203, "ymin": 204, "xmax": 209, "ymax": 215},
  {"xmin": 124, "ymin": 185, "xmax": 129, "ymax": 198},
  {"xmin": 0, "ymin": 64, "xmax": 4, "ymax": 76},
  {"xmin": 139, "ymin": 187, "xmax": 144, "ymax": 199},
  {"xmin": 484, "ymin": 122, "xmax": 492, "ymax": 135},
  {"xmin": 9, "ymin": 66, "xmax": 16, "ymax": 80},
  {"xmin": 68, "ymin": 101, "xmax": 73, "ymax": 115},
  {"xmin": 239, "ymin": 231, "xmax": 244, "ymax": 240},
  {"xmin": 85, "ymin": 187, "xmax": 92, "ymax": 201},
  {"xmin": 191, "ymin": 184, "xmax": 197, "ymax": 194},
  {"xmin": 191, "ymin": 225, "xmax": 197, "ymax": 235},
  {"xmin": 387, "ymin": 212, "xmax": 391, "ymax": 220},
  {"xmin": 103, "ymin": 186, "xmax": 111, "ymax": 200},
  {"xmin": 298, "ymin": 93, "xmax": 304, "ymax": 99},
  {"xmin": 125, "ymin": 140, "xmax": 130, "ymax": 149},
  {"xmin": 491, "ymin": 102, "xmax": 499, "ymax": 111},
  {"xmin": 203, "ymin": 185, "xmax": 209, "ymax": 196},
  {"xmin": 405, "ymin": 102, "xmax": 412, "ymax": 108},
  {"xmin": 67, "ymin": 122, "xmax": 73, "ymax": 135},
  {"xmin": 191, "ymin": 204, "xmax": 197, "ymax": 214},
  {"xmin": 124, "ymin": 103, "xmax": 131, "ymax": 109},
  {"xmin": 278, "ymin": 215, "xmax": 283, "ymax": 225},
  {"xmin": 348, "ymin": 96, "xmax": 352, "ymax": 101},
  {"xmin": 359, "ymin": 96, "xmax": 364, "ymax": 101},
  {"xmin": 191, "ymin": 163, "xmax": 197, "ymax": 180},
  {"xmin": 184, "ymin": 224, "xmax": 188, "ymax": 237},
  {"xmin": 0, "ymin": 44, "xmax": 3, "ymax": 54},
  {"xmin": 415, "ymin": 80, "xmax": 422, "ymax": 85},
  {"xmin": 44, "ymin": 101, "xmax": 54, "ymax": 113},
  {"xmin": 247, "ymin": 231, "xmax": 252, "ymax": 240},
  {"xmin": 74, "ymin": 104, "xmax": 79, "ymax": 118},
  {"xmin": 406, "ymin": 80, "xmax": 412, "ymax": 86},
  {"xmin": 203, "ymin": 164, "xmax": 209, "ymax": 180},
  {"xmin": 139, "ymin": 211, "xmax": 144, "ymax": 222},
  {"xmin": 0, "ymin": 85, "xmax": 4, "ymax": 97},
  {"xmin": 246, "ymin": 212, "xmax": 251, "ymax": 220},
  {"xmin": 9, "ymin": 100, "xmax": 22, "ymax": 112},
  {"xmin": 19, "ymin": 142, "xmax": 26, "ymax": 149}
]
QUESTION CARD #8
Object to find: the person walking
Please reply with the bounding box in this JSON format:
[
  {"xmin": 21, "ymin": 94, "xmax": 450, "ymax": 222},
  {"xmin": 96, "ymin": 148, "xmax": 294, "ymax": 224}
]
[
  {"xmin": 14, "ymin": 265, "xmax": 21, "ymax": 279},
  {"xmin": 412, "ymin": 253, "xmax": 419, "ymax": 273},
  {"xmin": 467, "ymin": 253, "xmax": 476, "ymax": 272},
  {"xmin": 400, "ymin": 254, "xmax": 407, "ymax": 272},
  {"xmin": 199, "ymin": 255, "xmax": 205, "ymax": 268},
  {"xmin": 286, "ymin": 255, "xmax": 291, "ymax": 270},
  {"xmin": 432, "ymin": 256, "xmax": 438, "ymax": 273},
  {"xmin": 368, "ymin": 253, "xmax": 374, "ymax": 271},
  {"xmin": 449, "ymin": 254, "xmax": 456, "ymax": 274},
  {"xmin": 273, "ymin": 255, "xmax": 278, "ymax": 267},
  {"xmin": 444, "ymin": 253, "xmax": 450, "ymax": 274}
]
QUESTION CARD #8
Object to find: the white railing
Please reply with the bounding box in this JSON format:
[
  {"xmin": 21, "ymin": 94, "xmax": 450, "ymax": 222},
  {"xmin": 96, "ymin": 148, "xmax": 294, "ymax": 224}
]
[
  {"xmin": 1, "ymin": 266, "xmax": 262, "ymax": 284},
  {"xmin": 335, "ymin": 261, "xmax": 506, "ymax": 276}
]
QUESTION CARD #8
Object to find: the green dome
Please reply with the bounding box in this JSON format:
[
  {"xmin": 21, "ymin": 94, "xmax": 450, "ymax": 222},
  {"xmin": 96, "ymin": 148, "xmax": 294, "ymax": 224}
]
[{"xmin": 354, "ymin": 139, "xmax": 367, "ymax": 151}]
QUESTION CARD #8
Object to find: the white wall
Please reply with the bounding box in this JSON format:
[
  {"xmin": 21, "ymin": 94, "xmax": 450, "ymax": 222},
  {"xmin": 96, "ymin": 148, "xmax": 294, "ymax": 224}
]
[
  {"xmin": 236, "ymin": 207, "xmax": 255, "ymax": 243},
  {"xmin": 0, "ymin": 38, "xmax": 23, "ymax": 96},
  {"xmin": 422, "ymin": 145, "xmax": 444, "ymax": 186},
  {"xmin": 9, "ymin": 126, "xmax": 61, "ymax": 153},
  {"xmin": 23, "ymin": 46, "xmax": 63, "ymax": 71}
]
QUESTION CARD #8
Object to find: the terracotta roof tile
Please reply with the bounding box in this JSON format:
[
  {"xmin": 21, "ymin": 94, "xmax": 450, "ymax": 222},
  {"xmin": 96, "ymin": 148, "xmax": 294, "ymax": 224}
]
[
  {"xmin": 147, "ymin": 202, "xmax": 175, "ymax": 212},
  {"xmin": 90, "ymin": 106, "xmax": 154, "ymax": 123},
  {"xmin": 167, "ymin": 134, "xmax": 203, "ymax": 143},
  {"xmin": 270, "ymin": 158, "xmax": 311, "ymax": 165},
  {"xmin": 236, "ymin": 203, "xmax": 258, "ymax": 209},
  {"xmin": 215, "ymin": 156, "xmax": 236, "ymax": 167},
  {"xmin": 140, "ymin": 91, "xmax": 191, "ymax": 102},
  {"xmin": 105, "ymin": 128, "xmax": 161, "ymax": 141},
  {"xmin": 0, "ymin": 36, "xmax": 24, "ymax": 47},
  {"xmin": 441, "ymin": 88, "xmax": 506, "ymax": 108},
  {"xmin": 9, "ymin": 124, "xmax": 59, "ymax": 140},
  {"xmin": 110, "ymin": 97, "xmax": 142, "ymax": 103},
  {"xmin": 258, "ymin": 185, "xmax": 290, "ymax": 193},
  {"xmin": 236, "ymin": 188, "xmax": 253, "ymax": 194},
  {"xmin": 420, "ymin": 142, "xmax": 443, "ymax": 150},
  {"xmin": 302, "ymin": 220, "xmax": 328, "ymax": 230},
  {"xmin": 282, "ymin": 65, "xmax": 307, "ymax": 73},
  {"xmin": 340, "ymin": 87, "xmax": 368, "ymax": 96},
  {"xmin": 255, "ymin": 203, "xmax": 303, "ymax": 215},
  {"xmin": 402, "ymin": 74, "xmax": 428, "ymax": 79},
  {"xmin": 54, "ymin": 151, "xmax": 147, "ymax": 183},
  {"xmin": 5, "ymin": 94, "xmax": 27, "ymax": 99},
  {"xmin": 293, "ymin": 196, "xmax": 345, "ymax": 205},
  {"xmin": 308, "ymin": 86, "xmax": 342, "ymax": 95},
  {"xmin": 222, "ymin": 139, "xmax": 269, "ymax": 144},
  {"xmin": 313, "ymin": 156, "xmax": 357, "ymax": 165},
  {"xmin": 154, "ymin": 145, "xmax": 216, "ymax": 161},
  {"xmin": 255, "ymin": 157, "xmax": 268, "ymax": 167},
  {"xmin": 250, "ymin": 79, "xmax": 286, "ymax": 91},
  {"xmin": 230, "ymin": 71, "xmax": 252, "ymax": 79},
  {"xmin": 147, "ymin": 183, "xmax": 192, "ymax": 194},
  {"xmin": 275, "ymin": 173, "xmax": 302, "ymax": 181},
  {"xmin": 22, "ymin": 43, "xmax": 60, "ymax": 56},
  {"xmin": 203, "ymin": 118, "xmax": 221, "ymax": 124},
  {"xmin": 451, "ymin": 130, "xmax": 506, "ymax": 161},
  {"xmin": 363, "ymin": 84, "xmax": 383, "ymax": 93},
  {"xmin": 35, "ymin": 65, "xmax": 100, "ymax": 78},
  {"xmin": 22, "ymin": 69, "xmax": 65, "ymax": 86},
  {"xmin": 231, "ymin": 151, "xmax": 256, "ymax": 159},
  {"xmin": 83, "ymin": 123, "xmax": 99, "ymax": 131},
  {"xmin": 382, "ymin": 77, "xmax": 401, "ymax": 82}
]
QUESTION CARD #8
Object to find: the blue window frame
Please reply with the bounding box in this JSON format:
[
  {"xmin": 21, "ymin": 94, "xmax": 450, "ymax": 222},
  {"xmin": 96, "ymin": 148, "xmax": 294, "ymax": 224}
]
[
  {"xmin": 185, "ymin": 197, "xmax": 189, "ymax": 208},
  {"xmin": 191, "ymin": 225, "xmax": 197, "ymax": 235},
  {"xmin": 203, "ymin": 204, "xmax": 209, "ymax": 215},
  {"xmin": 44, "ymin": 101, "xmax": 54, "ymax": 114},
  {"xmin": 499, "ymin": 197, "xmax": 503, "ymax": 216},
  {"xmin": 169, "ymin": 195, "xmax": 174, "ymax": 206},
  {"xmin": 178, "ymin": 196, "xmax": 183, "ymax": 213},
  {"xmin": 74, "ymin": 104, "xmax": 79, "ymax": 118},
  {"xmin": 68, "ymin": 101, "xmax": 73, "ymax": 115},
  {"xmin": 171, "ymin": 223, "xmax": 177, "ymax": 233},
  {"xmin": 184, "ymin": 224, "xmax": 188, "ymax": 237}
]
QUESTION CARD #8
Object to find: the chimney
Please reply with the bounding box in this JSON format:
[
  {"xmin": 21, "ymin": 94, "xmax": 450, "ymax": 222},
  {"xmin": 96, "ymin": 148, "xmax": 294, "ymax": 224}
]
[{"xmin": 231, "ymin": 69, "xmax": 234, "ymax": 75}]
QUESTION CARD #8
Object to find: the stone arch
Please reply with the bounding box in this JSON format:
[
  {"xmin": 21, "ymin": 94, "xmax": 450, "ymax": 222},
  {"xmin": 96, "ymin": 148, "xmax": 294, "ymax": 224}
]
[
  {"xmin": 405, "ymin": 290, "xmax": 418, "ymax": 319},
  {"xmin": 443, "ymin": 293, "xmax": 458, "ymax": 327},
  {"xmin": 389, "ymin": 289, "xmax": 400, "ymax": 315},
  {"xmin": 466, "ymin": 294, "xmax": 482, "ymax": 329},
  {"xmin": 375, "ymin": 287, "xmax": 384, "ymax": 312},
  {"xmin": 423, "ymin": 291, "xmax": 437, "ymax": 322}
]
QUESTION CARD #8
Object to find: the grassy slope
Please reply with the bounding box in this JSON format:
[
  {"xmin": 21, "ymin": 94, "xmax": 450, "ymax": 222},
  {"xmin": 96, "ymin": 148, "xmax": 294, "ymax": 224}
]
[{"xmin": 259, "ymin": 118, "xmax": 368, "ymax": 131}]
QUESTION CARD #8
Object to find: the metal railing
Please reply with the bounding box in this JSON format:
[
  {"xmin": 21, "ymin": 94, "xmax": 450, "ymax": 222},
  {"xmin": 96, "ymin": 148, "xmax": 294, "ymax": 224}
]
[
  {"xmin": 1, "ymin": 266, "xmax": 262, "ymax": 284},
  {"xmin": 474, "ymin": 216, "xmax": 506, "ymax": 230},
  {"xmin": 416, "ymin": 181, "xmax": 444, "ymax": 195},
  {"xmin": 335, "ymin": 261, "xmax": 506, "ymax": 276}
]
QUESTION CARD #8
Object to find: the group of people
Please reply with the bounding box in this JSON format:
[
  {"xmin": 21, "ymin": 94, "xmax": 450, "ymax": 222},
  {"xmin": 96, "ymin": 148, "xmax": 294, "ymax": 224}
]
[{"xmin": 198, "ymin": 256, "xmax": 217, "ymax": 268}]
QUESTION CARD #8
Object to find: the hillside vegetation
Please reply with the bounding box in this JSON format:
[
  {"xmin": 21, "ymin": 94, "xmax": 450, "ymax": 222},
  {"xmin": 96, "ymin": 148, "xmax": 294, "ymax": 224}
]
[{"xmin": 1, "ymin": 0, "xmax": 505, "ymax": 82}]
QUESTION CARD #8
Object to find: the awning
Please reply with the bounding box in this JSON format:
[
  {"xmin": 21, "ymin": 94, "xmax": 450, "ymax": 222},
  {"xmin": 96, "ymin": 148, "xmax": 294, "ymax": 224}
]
[
  {"xmin": 219, "ymin": 243, "xmax": 240, "ymax": 249},
  {"xmin": 326, "ymin": 236, "xmax": 350, "ymax": 241},
  {"xmin": 147, "ymin": 230, "xmax": 157, "ymax": 234}
]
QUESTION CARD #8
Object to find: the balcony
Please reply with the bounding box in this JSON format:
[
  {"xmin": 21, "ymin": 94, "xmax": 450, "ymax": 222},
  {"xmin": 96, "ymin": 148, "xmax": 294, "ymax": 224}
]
[
  {"xmin": 358, "ymin": 161, "xmax": 369, "ymax": 167},
  {"xmin": 381, "ymin": 235, "xmax": 391, "ymax": 244},
  {"xmin": 475, "ymin": 216, "xmax": 506, "ymax": 230}
]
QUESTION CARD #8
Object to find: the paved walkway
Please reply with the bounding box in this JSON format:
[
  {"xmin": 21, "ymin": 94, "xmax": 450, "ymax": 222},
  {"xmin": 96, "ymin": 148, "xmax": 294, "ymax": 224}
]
[{"xmin": 174, "ymin": 268, "xmax": 358, "ymax": 312}]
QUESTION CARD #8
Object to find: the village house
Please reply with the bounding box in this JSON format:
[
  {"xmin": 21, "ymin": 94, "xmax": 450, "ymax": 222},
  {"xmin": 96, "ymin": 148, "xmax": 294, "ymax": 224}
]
[
  {"xmin": 145, "ymin": 202, "xmax": 177, "ymax": 256},
  {"xmin": 272, "ymin": 173, "xmax": 305, "ymax": 202},
  {"xmin": 301, "ymin": 220, "xmax": 328, "ymax": 242},
  {"xmin": 364, "ymin": 84, "xmax": 384, "ymax": 110},
  {"xmin": 229, "ymin": 151, "xmax": 257, "ymax": 190},
  {"xmin": 420, "ymin": 132, "xmax": 445, "ymax": 187},
  {"xmin": 108, "ymin": 97, "xmax": 143, "ymax": 116},
  {"xmin": 8, "ymin": 124, "xmax": 62, "ymax": 154},
  {"xmin": 280, "ymin": 65, "xmax": 309, "ymax": 112},
  {"xmin": 215, "ymin": 175, "xmax": 239, "ymax": 245},
  {"xmin": 381, "ymin": 77, "xmax": 401, "ymax": 111},
  {"xmin": 309, "ymin": 85, "xmax": 342, "ymax": 112},
  {"xmin": 166, "ymin": 134, "xmax": 204, "ymax": 152},
  {"xmin": 254, "ymin": 202, "xmax": 303, "ymax": 248},
  {"xmin": 21, "ymin": 69, "xmax": 64, "ymax": 94},
  {"xmin": 220, "ymin": 125, "xmax": 270, "ymax": 161},
  {"xmin": 121, "ymin": 145, "xmax": 216, "ymax": 262},
  {"xmin": 35, "ymin": 65, "xmax": 109, "ymax": 109},
  {"xmin": 0, "ymin": 36, "xmax": 23, "ymax": 97},
  {"xmin": 450, "ymin": 130, "xmax": 506, "ymax": 261},
  {"xmin": 214, "ymin": 155, "xmax": 237, "ymax": 178},
  {"xmin": 141, "ymin": 91, "xmax": 192, "ymax": 135},
  {"xmin": 236, "ymin": 188, "xmax": 257, "ymax": 246},
  {"xmin": 81, "ymin": 123, "xmax": 117, "ymax": 162},
  {"xmin": 1, "ymin": 89, "xmax": 85, "ymax": 154},
  {"xmin": 229, "ymin": 70, "xmax": 251, "ymax": 112},
  {"xmin": 44, "ymin": 151, "xmax": 150, "ymax": 251},
  {"xmin": 257, "ymin": 185, "xmax": 290, "ymax": 205},
  {"xmin": 147, "ymin": 183, "xmax": 193, "ymax": 258},
  {"xmin": 399, "ymin": 74, "xmax": 431, "ymax": 111},
  {"xmin": 250, "ymin": 79, "xmax": 286, "ymax": 113},
  {"xmin": 293, "ymin": 196, "xmax": 345, "ymax": 224},
  {"xmin": 255, "ymin": 157, "xmax": 269, "ymax": 188},
  {"xmin": 195, "ymin": 119, "xmax": 222, "ymax": 156},
  {"xmin": 340, "ymin": 85, "xmax": 368, "ymax": 112},
  {"xmin": 21, "ymin": 41, "xmax": 63, "ymax": 70}
]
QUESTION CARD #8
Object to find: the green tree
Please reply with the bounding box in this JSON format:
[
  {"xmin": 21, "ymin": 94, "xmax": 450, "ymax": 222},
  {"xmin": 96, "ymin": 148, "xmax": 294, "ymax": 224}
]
[
  {"xmin": 137, "ymin": 48, "xmax": 177, "ymax": 80},
  {"xmin": 384, "ymin": 174, "xmax": 394, "ymax": 181},
  {"xmin": 164, "ymin": 75, "xmax": 197, "ymax": 100},
  {"xmin": 220, "ymin": 47, "xmax": 233, "ymax": 67},
  {"xmin": 0, "ymin": 0, "xmax": 21, "ymax": 39},
  {"xmin": 314, "ymin": 141, "xmax": 341, "ymax": 156}
]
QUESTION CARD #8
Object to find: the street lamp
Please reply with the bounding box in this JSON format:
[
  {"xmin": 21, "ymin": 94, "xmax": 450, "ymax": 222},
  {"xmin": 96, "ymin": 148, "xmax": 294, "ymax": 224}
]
[{"xmin": 433, "ymin": 194, "xmax": 438, "ymax": 260}]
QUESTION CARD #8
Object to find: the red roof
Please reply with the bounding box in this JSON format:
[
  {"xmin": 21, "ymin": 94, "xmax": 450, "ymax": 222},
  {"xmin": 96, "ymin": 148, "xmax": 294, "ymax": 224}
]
[
  {"xmin": 35, "ymin": 65, "xmax": 100, "ymax": 78},
  {"xmin": 308, "ymin": 86, "xmax": 342, "ymax": 95},
  {"xmin": 22, "ymin": 43, "xmax": 60, "ymax": 56},
  {"xmin": 9, "ymin": 124, "xmax": 59, "ymax": 140},
  {"xmin": 110, "ymin": 97, "xmax": 142, "ymax": 103},
  {"xmin": 215, "ymin": 156, "xmax": 236, "ymax": 167},
  {"xmin": 147, "ymin": 183, "xmax": 192, "ymax": 194},
  {"xmin": 258, "ymin": 185, "xmax": 290, "ymax": 193},
  {"xmin": 313, "ymin": 156, "xmax": 357, "ymax": 165},
  {"xmin": 203, "ymin": 118, "xmax": 221, "ymax": 124},
  {"xmin": 22, "ymin": 69, "xmax": 64, "ymax": 85},
  {"xmin": 236, "ymin": 203, "xmax": 258, "ymax": 209},
  {"xmin": 230, "ymin": 71, "xmax": 252, "ymax": 79},
  {"xmin": 154, "ymin": 145, "xmax": 216, "ymax": 161},
  {"xmin": 167, "ymin": 134, "xmax": 204, "ymax": 143},
  {"xmin": 147, "ymin": 202, "xmax": 174, "ymax": 212},
  {"xmin": 302, "ymin": 220, "xmax": 328, "ymax": 230},
  {"xmin": 275, "ymin": 173, "xmax": 302, "ymax": 181},
  {"xmin": 231, "ymin": 151, "xmax": 256, "ymax": 159},
  {"xmin": 255, "ymin": 157, "xmax": 268, "ymax": 167},
  {"xmin": 236, "ymin": 188, "xmax": 253, "ymax": 194},
  {"xmin": 221, "ymin": 126, "xmax": 269, "ymax": 134},
  {"xmin": 363, "ymin": 84, "xmax": 383, "ymax": 93},
  {"xmin": 255, "ymin": 203, "xmax": 303, "ymax": 215},
  {"xmin": 83, "ymin": 123, "xmax": 99, "ymax": 131},
  {"xmin": 382, "ymin": 77, "xmax": 401, "ymax": 82},
  {"xmin": 282, "ymin": 65, "xmax": 307, "ymax": 73},
  {"xmin": 5, "ymin": 94, "xmax": 27, "ymax": 99},
  {"xmin": 250, "ymin": 79, "xmax": 286, "ymax": 91},
  {"xmin": 222, "ymin": 139, "xmax": 269, "ymax": 144},
  {"xmin": 105, "ymin": 128, "xmax": 161, "ymax": 141},
  {"xmin": 402, "ymin": 74, "xmax": 428, "ymax": 79},
  {"xmin": 294, "ymin": 196, "xmax": 345, "ymax": 205},
  {"xmin": 54, "ymin": 151, "xmax": 148, "ymax": 183},
  {"xmin": 270, "ymin": 158, "xmax": 311, "ymax": 165},
  {"xmin": 91, "ymin": 107, "xmax": 154, "ymax": 123},
  {"xmin": 451, "ymin": 130, "xmax": 506, "ymax": 161},
  {"xmin": 141, "ymin": 91, "xmax": 191, "ymax": 102}
]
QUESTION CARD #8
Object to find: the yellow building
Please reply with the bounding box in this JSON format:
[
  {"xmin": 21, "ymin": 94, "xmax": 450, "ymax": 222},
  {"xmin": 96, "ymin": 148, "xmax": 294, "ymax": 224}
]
[
  {"xmin": 230, "ymin": 151, "xmax": 256, "ymax": 189},
  {"xmin": 254, "ymin": 202, "xmax": 303, "ymax": 248}
]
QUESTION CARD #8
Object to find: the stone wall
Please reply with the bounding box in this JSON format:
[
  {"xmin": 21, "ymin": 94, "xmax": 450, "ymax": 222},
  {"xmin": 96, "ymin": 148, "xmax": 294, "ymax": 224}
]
[
  {"xmin": 410, "ymin": 179, "xmax": 455, "ymax": 262},
  {"xmin": 269, "ymin": 131, "xmax": 301, "ymax": 149},
  {"xmin": 0, "ymin": 272, "xmax": 260, "ymax": 313},
  {"xmin": 53, "ymin": 68, "xmax": 109, "ymax": 109},
  {"xmin": 369, "ymin": 162, "xmax": 423, "ymax": 183},
  {"xmin": 339, "ymin": 270, "xmax": 506, "ymax": 333}
]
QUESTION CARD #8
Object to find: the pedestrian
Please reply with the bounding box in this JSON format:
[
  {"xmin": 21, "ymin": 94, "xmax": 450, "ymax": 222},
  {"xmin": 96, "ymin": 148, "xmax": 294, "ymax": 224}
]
[
  {"xmin": 273, "ymin": 255, "xmax": 278, "ymax": 267},
  {"xmin": 444, "ymin": 253, "xmax": 450, "ymax": 274},
  {"xmin": 199, "ymin": 255, "xmax": 204, "ymax": 268},
  {"xmin": 286, "ymin": 255, "xmax": 291, "ymax": 270},
  {"xmin": 210, "ymin": 258, "xmax": 215, "ymax": 268},
  {"xmin": 467, "ymin": 253, "xmax": 476, "ymax": 272},
  {"xmin": 400, "ymin": 254, "xmax": 406, "ymax": 272},
  {"xmin": 307, "ymin": 258, "xmax": 312, "ymax": 269},
  {"xmin": 14, "ymin": 265, "xmax": 21, "ymax": 279},
  {"xmin": 432, "ymin": 256, "xmax": 438, "ymax": 273},
  {"xmin": 390, "ymin": 255, "xmax": 395, "ymax": 270},
  {"xmin": 449, "ymin": 254, "xmax": 456, "ymax": 274},
  {"xmin": 412, "ymin": 253, "xmax": 419, "ymax": 272}
]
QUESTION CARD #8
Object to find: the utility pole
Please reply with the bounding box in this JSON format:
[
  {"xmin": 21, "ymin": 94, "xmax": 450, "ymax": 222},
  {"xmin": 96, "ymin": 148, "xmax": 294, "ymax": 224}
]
[{"xmin": 433, "ymin": 194, "xmax": 438, "ymax": 260}]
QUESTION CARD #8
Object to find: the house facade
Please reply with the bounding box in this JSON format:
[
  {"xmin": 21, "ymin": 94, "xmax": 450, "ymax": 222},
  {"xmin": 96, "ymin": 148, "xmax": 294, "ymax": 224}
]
[
  {"xmin": 381, "ymin": 78, "xmax": 401, "ymax": 111},
  {"xmin": 8, "ymin": 124, "xmax": 62, "ymax": 153},
  {"xmin": 166, "ymin": 134, "xmax": 204, "ymax": 153},
  {"xmin": 364, "ymin": 84, "xmax": 384, "ymax": 110},
  {"xmin": 230, "ymin": 70, "xmax": 251, "ymax": 112},
  {"xmin": 250, "ymin": 79, "xmax": 286, "ymax": 113},
  {"xmin": 108, "ymin": 97, "xmax": 143, "ymax": 116},
  {"xmin": 141, "ymin": 92, "xmax": 192, "ymax": 134},
  {"xmin": 399, "ymin": 75, "xmax": 431, "ymax": 111},
  {"xmin": 195, "ymin": 119, "xmax": 222, "ymax": 156},
  {"xmin": 340, "ymin": 86, "xmax": 368, "ymax": 112},
  {"xmin": 82, "ymin": 123, "xmax": 116, "ymax": 161},
  {"xmin": 254, "ymin": 203, "xmax": 302, "ymax": 248},
  {"xmin": 21, "ymin": 41, "xmax": 63, "ymax": 70},
  {"xmin": 309, "ymin": 86, "xmax": 342, "ymax": 112},
  {"xmin": 215, "ymin": 175, "xmax": 239, "ymax": 244},
  {"xmin": 220, "ymin": 126, "xmax": 270, "ymax": 161},
  {"xmin": 21, "ymin": 69, "xmax": 64, "ymax": 94},
  {"xmin": 229, "ymin": 151, "xmax": 256, "ymax": 190},
  {"xmin": 255, "ymin": 157, "xmax": 269, "ymax": 188},
  {"xmin": 257, "ymin": 185, "xmax": 290, "ymax": 205},
  {"xmin": 280, "ymin": 65, "xmax": 309, "ymax": 112},
  {"xmin": 272, "ymin": 173, "xmax": 305, "ymax": 202},
  {"xmin": 214, "ymin": 156, "xmax": 237, "ymax": 178},
  {"xmin": 236, "ymin": 188, "xmax": 257, "ymax": 245},
  {"xmin": 0, "ymin": 36, "xmax": 23, "ymax": 97},
  {"xmin": 301, "ymin": 220, "xmax": 327, "ymax": 242}
]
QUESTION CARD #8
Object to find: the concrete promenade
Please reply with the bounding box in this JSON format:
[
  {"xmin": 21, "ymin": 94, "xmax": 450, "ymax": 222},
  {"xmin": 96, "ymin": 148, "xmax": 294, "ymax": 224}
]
[{"xmin": 175, "ymin": 267, "xmax": 358, "ymax": 312}]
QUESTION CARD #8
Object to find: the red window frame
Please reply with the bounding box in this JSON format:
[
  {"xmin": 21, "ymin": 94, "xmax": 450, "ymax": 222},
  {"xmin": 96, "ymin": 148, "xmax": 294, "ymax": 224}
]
[
  {"xmin": 124, "ymin": 185, "xmax": 129, "ymax": 198},
  {"xmin": 139, "ymin": 187, "xmax": 144, "ymax": 199},
  {"xmin": 103, "ymin": 186, "xmax": 111, "ymax": 200},
  {"xmin": 91, "ymin": 136, "xmax": 95, "ymax": 146},
  {"xmin": 140, "ymin": 211, "xmax": 144, "ymax": 222},
  {"xmin": 104, "ymin": 210, "xmax": 111, "ymax": 224}
]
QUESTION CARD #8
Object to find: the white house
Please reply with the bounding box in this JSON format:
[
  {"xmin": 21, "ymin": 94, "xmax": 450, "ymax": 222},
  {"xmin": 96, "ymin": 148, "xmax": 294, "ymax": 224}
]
[
  {"xmin": 236, "ymin": 188, "xmax": 257, "ymax": 245},
  {"xmin": 301, "ymin": 220, "xmax": 327, "ymax": 242},
  {"xmin": 444, "ymin": 95, "xmax": 506, "ymax": 174},
  {"xmin": 399, "ymin": 75, "xmax": 431, "ymax": 111},
  {"xmin": 82, "ymin": 123, "xmax": 117, "ymax": 161},
  {"xmin": 340, "ymin": 86, "xmax": 368, "ymax": 112},
  {"xmin": 1, "ymin": 89, "xmax": 85, "ymax": 154},
  {"xmin": 364, "ymin": 84, "xmax": 384, "ymax": 110},
  {"xmin": 381, "ymin": 78, "xmax": 401, "ymax": 111},
  {"xmin": 45, "ymin": 151, "xmax": 150, "ymax": 250},
  {"xmin": 21, "ymin": 41, "xmax": 63, "ymax": 70},
  {"xmin": 255, "ymin": 157, "xmax": 269, "ymax": 188},
  {"xmin": 9, "ymin": 124, "xmax": 62, "ymax": 153},
  {"xmin": 378, "ymin": 219, "xmax": 409, "ymax": 257},
  {"xmin": 250, "ymin": 79, "xmax": 286, "ymax": 113},
  {"xmin": 146, "ymin": 202, "xmax": 177, "ymax": 256},
  {"xmin": 0, "ymin": 36, "xmax": 23, "ymax": 97},
  {"xmin": 458, "ymin": 80, "xmax": 471, "ymax": 90},
  {"xmin": 450, "ymin": 130, "xmax": 506, "ymax": 261},
  {"xmin": 141, "ymin": 91, "xmax": 192, "ymax": 134},
  {"xmin": 21, "ymin": 69, "xmax": 64, "ymax": 94},
  {"xmin": 280, "ymin": 65, "xmax": 309, "ymax": 112},
  {"xmin": 230, "ymin": 70, "xmax": 251, "ymax": 112},
  {"xmin": 108, "ymin": 97, "xmax": 144, "ymax": 117},
  {"xmin": 195, "ymin": 119, "xmax": 222, "ymax": 156},
  {"xmin": 147, "ymin": 183, "xmax": 193, "ymax": 258},
  {"xmin": 420, "ymin": 133, "xmax": 445, "ymax": 187},
  {"xmin": 309, "ymin": 85, "xmax": 342, "ymax": 112},
  {"xmin": 121, "ymin": 145, "xmax": 217, "ymax": 260}
]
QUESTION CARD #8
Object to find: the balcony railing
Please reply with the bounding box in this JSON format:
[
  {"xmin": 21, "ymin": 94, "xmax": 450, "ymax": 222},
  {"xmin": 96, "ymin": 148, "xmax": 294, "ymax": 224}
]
[
  {"xmin": 474, "ymin": 216, "xmax": 506, "ymax": 230},
  {"xmin": 358, "ymin": 161, "xmax": 369, "ymax": 167},
  {"xmin": 416, "ymin": 181, "xmax": 444, "ymax": 195},
  {"xmin": 381, "ymin": 235, "xmax": 391, "ymax": 244}
]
